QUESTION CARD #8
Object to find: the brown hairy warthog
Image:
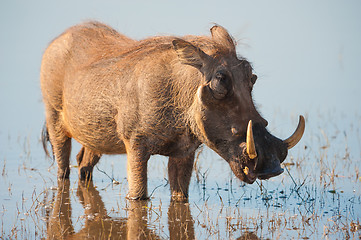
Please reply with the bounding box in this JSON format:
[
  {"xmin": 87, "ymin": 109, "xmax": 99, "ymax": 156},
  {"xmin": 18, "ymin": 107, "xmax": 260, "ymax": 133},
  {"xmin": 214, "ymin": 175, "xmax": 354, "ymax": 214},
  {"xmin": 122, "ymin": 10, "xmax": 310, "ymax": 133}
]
[{"xmin": 41, "ymin": 22, "xmax": 305, "ymax": 201}]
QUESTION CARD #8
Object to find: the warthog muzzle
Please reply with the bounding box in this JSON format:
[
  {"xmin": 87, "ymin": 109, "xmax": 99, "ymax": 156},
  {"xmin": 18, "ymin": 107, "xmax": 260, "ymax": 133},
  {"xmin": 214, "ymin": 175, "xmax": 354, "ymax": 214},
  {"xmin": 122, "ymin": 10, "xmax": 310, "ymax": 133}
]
[{"xmin": 233, "ymin": 116, "xmax": 305, "ymax": 183}]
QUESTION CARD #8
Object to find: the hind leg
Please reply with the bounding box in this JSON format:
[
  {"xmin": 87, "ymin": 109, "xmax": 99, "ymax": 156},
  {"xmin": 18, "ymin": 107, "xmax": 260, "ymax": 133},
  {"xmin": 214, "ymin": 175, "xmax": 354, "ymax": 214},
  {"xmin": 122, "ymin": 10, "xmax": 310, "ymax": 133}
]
[
  {"xmin": 45, "ymin": 108, "xmax": 72, "ymax": 180},
  {"xmin": 76, "ymin": 146, "xmax": 101, "ymax": 181}
]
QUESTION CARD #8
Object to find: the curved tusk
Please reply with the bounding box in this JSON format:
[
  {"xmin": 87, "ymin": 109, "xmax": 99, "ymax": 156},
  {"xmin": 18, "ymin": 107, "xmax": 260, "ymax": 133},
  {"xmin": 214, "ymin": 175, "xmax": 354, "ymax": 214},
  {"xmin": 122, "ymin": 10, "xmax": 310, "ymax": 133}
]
[
  {"xmin": 284, "ymin": 115, "xmax": 306, "ymax": 149},
  {"xmin": 246, "ymin": 120, "xmax": 257, "ymax": 159}
]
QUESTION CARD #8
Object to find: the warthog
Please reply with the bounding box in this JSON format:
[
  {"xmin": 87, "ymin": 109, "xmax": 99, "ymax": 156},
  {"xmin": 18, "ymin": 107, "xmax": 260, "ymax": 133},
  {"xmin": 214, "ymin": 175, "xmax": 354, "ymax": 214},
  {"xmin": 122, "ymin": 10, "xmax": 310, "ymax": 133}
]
[{"xmin": 41, "ymin": 22, "xmax": 305, "ymax": 201}]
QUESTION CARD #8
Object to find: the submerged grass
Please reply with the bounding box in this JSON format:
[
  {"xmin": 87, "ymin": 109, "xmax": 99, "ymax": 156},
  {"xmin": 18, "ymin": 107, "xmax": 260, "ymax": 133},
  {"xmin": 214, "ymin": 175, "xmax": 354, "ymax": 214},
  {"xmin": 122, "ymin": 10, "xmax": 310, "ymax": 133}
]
[{"xmin": 1, "ymin": 111, "xmax": 361, "ymax": 239}]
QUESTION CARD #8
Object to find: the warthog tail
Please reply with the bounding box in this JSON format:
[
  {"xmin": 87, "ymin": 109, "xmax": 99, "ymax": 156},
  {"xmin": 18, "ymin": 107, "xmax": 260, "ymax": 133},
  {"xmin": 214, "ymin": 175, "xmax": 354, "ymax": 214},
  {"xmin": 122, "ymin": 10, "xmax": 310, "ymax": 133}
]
[{"xmin": 41, "ymin": 122, "xmax": 52, "ymax": 159}]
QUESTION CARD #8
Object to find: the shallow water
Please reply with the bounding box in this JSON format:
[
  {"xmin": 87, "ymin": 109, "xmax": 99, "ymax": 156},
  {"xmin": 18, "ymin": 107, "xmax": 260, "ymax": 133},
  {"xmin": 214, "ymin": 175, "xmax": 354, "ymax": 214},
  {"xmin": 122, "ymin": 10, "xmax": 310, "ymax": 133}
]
[{"xmin": 1, "ymin": 109, "xmax": 360, "ymax": 239}]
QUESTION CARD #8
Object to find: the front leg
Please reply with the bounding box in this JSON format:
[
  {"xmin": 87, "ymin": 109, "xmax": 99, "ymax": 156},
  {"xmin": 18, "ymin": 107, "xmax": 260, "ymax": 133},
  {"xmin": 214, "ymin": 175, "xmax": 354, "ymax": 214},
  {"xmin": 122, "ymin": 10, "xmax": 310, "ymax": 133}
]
[
  {"xmin": 168, "ymin": 153, "xmax": 195, "ymax": 201},
  {"xmin": 125, "ymin": 140, "xmax": 150, "ymax": 200}
]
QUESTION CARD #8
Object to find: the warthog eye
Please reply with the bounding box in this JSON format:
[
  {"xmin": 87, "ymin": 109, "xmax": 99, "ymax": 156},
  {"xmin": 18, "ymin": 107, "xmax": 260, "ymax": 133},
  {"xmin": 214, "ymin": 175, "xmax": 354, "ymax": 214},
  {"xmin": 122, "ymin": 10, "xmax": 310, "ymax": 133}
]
[{"xmin": 209, "ymin": 71, "xmax": 231, "ymax": 99}]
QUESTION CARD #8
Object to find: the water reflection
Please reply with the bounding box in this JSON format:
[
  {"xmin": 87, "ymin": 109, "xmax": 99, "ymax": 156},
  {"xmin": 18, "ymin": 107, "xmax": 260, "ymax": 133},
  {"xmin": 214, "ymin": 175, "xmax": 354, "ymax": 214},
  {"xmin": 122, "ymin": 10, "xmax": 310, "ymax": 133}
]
[
  {"xmin": 236, "ymin": 232, "xmax": 259, "ymax": 240},
  {"xmin": 47, "ymin": 180, "xmax": 75, "ymax": 239},
  {"xmin": 46, "ymin": 180, "xmax": 196, "ymax": 239},
  {"xmin": 168, "ymin": 201, "xmax": 194, "ymax": 239}
]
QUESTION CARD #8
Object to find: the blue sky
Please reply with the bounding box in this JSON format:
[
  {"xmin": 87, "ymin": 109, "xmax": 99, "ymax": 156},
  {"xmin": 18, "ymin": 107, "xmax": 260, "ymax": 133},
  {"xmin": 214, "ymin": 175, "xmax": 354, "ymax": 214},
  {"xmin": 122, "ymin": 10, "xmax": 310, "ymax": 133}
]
[{"xmin": 1, "ymin": 0, "xmax": 360, "ymax": 135}]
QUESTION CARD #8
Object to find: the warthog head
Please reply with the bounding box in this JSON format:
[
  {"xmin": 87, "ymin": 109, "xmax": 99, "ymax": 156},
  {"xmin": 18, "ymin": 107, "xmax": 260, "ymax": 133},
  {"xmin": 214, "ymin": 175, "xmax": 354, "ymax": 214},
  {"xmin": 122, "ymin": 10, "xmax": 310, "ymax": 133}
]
[{"xmin": 173, "ymin": 25, "xmax": 305, "ymax": 183}]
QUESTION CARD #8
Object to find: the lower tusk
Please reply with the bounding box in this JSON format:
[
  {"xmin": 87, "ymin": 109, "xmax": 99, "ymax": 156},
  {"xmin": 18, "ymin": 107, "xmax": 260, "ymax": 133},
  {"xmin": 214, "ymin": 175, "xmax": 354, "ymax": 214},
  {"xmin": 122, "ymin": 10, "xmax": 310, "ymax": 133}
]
[
  {"xmin": 284, "ymin": 115, "xmax": 306, "ymax": 149},
  {"xmin": 246, "ymin": 120, "xmax": 257, "ymax": 159},
  {"xmin": 243, "ymin": 166, "xmax": 249, "ymax": 175}
]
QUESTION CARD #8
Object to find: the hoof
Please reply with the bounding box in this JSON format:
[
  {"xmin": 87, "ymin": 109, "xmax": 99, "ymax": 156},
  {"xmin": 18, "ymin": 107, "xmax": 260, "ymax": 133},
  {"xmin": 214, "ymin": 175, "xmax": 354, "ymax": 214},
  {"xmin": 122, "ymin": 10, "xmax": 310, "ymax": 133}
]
[
  {"xmin": 79, "ymin": 167, "xmax": 93, "ymax": 182},
  {"xmin": 126, "ymin": 194, "xmax": 149, "ymax": 201},
  {"xmin": 57, "ymin": 169, "xmax": 70, "ymax": 180},
  {"xmin": 171, "ymin": 193, "xmax": 188, "ymax": 202}
]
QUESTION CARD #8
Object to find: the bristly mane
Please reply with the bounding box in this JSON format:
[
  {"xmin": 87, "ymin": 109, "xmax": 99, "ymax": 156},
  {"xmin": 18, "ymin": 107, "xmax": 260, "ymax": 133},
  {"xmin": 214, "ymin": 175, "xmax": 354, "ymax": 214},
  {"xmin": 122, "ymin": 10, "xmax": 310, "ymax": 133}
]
[{"xmin": 66, "ymin": 21, "xmax": 236, "ymax": 68}]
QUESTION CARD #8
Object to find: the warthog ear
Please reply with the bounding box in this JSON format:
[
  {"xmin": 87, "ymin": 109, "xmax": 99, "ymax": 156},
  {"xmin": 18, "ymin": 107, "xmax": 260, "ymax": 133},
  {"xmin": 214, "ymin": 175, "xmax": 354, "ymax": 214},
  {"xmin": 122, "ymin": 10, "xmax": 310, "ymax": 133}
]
[
  {"xmin": 172, "ymin": 39, "xmax": 209, "ymax": 70},
  {"xmin": 210, "ymin": 25, "xmax": 236, "ymax": 53}
]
